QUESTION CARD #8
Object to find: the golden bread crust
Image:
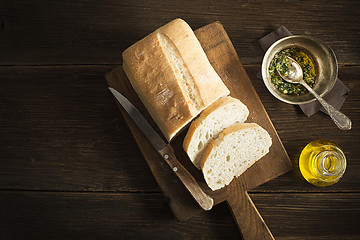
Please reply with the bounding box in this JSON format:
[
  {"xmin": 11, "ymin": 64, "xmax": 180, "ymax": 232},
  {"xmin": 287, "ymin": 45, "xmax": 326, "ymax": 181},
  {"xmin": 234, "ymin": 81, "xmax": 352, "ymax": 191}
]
[{"xmin": 122, "ymin": 18, "xmax": 229, "ymax": 141}]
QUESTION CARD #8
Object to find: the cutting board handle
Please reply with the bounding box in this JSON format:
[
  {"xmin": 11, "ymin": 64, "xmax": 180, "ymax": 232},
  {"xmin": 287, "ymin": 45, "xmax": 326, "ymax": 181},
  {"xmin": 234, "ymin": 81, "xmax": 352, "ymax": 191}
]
[{"xmin": 227, "ymin": 191, "xmax": 274, "ymax": 240}]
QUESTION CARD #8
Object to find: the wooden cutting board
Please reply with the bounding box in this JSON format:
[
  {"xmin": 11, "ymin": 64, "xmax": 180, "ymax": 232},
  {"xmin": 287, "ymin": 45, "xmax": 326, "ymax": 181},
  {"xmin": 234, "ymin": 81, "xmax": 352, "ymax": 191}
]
[{"xmin": 106, "ymin": 21, "xmax": 292, "ymax": 240}]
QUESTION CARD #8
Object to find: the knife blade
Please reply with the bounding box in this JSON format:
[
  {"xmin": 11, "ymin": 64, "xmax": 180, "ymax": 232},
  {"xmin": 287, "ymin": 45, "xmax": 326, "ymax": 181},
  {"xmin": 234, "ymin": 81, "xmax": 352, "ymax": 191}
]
[{"xmin": 108, "ymin": 87, "xmax": 213, "ymax": 211}]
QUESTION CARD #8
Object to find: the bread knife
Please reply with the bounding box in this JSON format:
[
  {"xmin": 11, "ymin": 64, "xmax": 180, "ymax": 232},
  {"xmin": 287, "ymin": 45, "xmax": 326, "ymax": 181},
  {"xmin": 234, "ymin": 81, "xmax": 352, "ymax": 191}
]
[{"xmin": 108, "ymin": 87, "xmax": 213, "ymax": 211}]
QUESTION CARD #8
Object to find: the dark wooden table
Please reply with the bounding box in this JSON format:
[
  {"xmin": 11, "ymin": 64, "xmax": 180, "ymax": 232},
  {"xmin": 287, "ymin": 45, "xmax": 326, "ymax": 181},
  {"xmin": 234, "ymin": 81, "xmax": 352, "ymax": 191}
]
[{"xmin": 1, "ymin": 1, "xmax": 359, "ymax": 239}]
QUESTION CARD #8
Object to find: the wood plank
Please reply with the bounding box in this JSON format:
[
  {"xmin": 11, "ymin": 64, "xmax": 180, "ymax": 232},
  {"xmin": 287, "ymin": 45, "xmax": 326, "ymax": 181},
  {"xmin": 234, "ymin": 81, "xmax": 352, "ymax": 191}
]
[
  {"xmin": 0, "ymin": 191, "xmax": 359, "ymax": 240},
  {"xmin": 0, "ymin": 191, "xmax": 240, "ymax": 240},
  {"xmin": 250, "ymin": 192, "xmax": 360, "ymax": 240},
  {"xmin": 0, "ymin": 0, "xmax": 359, "ymax": 65},
  {"xmin": 0, "ymin": 65, "xmax": 359, "ymax": 193},
  {"xmin": 1, "ymin": 1, "xmax": 358, "ymax": 239},
  {"xmin": 0, "ymin": 65, "xmax": 160, "ymax": 192}
]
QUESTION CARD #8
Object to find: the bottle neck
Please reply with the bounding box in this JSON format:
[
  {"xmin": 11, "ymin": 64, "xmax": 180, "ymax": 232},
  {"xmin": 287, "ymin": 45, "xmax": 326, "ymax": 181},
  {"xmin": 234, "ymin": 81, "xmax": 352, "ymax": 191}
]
[{"xmin": 314, "ymin": 146, "xmax": 346, "ymax": 179}]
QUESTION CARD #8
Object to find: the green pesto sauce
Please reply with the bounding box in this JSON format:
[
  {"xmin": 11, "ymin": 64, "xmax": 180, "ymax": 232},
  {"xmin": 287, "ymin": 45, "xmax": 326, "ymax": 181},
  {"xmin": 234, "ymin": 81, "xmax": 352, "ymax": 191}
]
[
  {"xmin": 276, "ymin": 55, "xmax": 292, "ymax": 77},
  {"xmin": 269, "ymin": 48, "xmax": 316, "ymax": 95}
]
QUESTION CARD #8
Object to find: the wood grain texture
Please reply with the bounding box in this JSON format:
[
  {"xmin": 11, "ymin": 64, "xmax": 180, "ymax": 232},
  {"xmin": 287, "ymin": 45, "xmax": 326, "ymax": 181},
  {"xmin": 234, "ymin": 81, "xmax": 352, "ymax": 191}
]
[
  {"xmin": 0, "ymin": 65, "xmax": 358, "ymax": 193},
  {"xmin": 0, "ymin": 0, "xmax": 359, "ymax": 65},
  {"xmin": 0, "ymin": 1, "xmax": 359, "ymax": 238},
  {"xmin": 0, "ymin": 191, "xmax": 359, "ymax": 240},
  {"xmin": 0, "ymin": 65, "xmax": 358, "ymax": 238},
  {"xmin": 0, "ymin": 191, "xmax": 240, "ymax": 240},
  {"xmin": 0, "ymin": 65, "xmax": 160, "ymax": 192},
  {"xmin": 251, "ymin": 192, "xmax": 360, "ymax": 240}
]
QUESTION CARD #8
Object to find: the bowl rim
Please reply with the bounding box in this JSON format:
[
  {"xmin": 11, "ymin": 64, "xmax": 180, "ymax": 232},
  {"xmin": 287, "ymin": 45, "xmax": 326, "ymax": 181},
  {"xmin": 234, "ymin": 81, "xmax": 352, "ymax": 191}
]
[{"xmin": 261, "ymin": 35, "xmax": 338, "ymax": 105}]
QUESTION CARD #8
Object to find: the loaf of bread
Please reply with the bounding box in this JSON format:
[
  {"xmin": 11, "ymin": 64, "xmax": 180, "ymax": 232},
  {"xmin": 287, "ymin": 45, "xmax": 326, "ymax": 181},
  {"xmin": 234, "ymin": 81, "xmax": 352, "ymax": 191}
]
[
  {"xmin": 122, "ymin": 18, "xmax": 230, "ymax": 141},
  {"xmin": 183, "ymin": 96, "xmax": 249, "ymax": 169},
  {"xmin": 200, "ymin": 123, "xmax": 272, "ymax": 191}
]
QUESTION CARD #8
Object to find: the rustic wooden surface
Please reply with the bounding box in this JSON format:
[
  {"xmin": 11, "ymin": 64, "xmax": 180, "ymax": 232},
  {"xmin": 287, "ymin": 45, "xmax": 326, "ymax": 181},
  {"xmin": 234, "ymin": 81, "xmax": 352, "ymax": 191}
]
[
  {"xmin": 0, "ymin": 1, "xmax": 359, "ymax": 239},
  {"xmin": 106, "ymin": 21, "xmax": 292, "ymax": 239}
]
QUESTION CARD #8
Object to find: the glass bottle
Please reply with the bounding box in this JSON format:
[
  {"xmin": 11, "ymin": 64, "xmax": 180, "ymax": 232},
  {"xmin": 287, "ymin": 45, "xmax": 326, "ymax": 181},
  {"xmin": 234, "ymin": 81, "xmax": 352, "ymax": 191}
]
[{"xmin": 299, "ymin": 139, "xmax": 346, "ymax": 187}]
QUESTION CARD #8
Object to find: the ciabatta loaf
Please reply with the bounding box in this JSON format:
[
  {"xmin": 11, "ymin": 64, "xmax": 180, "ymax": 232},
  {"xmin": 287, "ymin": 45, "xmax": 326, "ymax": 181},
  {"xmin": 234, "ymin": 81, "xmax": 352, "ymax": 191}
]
[
  {"xmin": 201, "ymin": 123, "xmax": 272, "ymax": 191},
  {"xmin": 183, "ymin": 96, "xmax": 249, "ymax": 169},
  {"xmin": 122, "ymin": 18, "xmax": 230, "ymax": 141}
]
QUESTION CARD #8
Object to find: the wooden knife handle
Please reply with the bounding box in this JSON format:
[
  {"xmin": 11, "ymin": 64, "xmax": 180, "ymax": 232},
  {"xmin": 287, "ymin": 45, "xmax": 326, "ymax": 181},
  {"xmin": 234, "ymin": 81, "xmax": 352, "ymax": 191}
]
[
  {"xmin": 227, "ymin": 191, "xmax": 274, "ymax": 240},
  {"xmin": 158, "ymin": 144, "xmax": 214, "ymax": 211}
]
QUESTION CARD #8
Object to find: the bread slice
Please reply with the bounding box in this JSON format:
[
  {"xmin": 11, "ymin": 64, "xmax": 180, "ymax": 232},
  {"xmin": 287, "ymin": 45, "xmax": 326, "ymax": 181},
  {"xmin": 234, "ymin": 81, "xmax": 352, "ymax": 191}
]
[
  {"xmin": 200, "ymin": 123, "xmax": 272, "ymax": 191},
  {"xmin": 183, "ymin": 96, "xmax": 249, "ymax": 169},
  {"xmin": 122, "ymin": 18, "xmax": 230, "ymax": 141}
]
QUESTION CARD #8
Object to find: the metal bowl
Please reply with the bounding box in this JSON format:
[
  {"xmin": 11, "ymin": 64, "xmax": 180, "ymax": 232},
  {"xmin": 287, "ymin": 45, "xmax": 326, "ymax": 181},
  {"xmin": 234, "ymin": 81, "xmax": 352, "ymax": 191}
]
[{"xmin": 261, "ymin": 35, "xmax": 338, "ymax": 104}]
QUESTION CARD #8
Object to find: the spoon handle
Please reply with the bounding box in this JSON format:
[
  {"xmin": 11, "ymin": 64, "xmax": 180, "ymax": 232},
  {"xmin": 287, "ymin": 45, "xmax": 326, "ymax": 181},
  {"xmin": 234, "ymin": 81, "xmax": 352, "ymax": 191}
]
[{"xmin": 302, "ymin": 81, "xmax": 352, "ymax": 130}]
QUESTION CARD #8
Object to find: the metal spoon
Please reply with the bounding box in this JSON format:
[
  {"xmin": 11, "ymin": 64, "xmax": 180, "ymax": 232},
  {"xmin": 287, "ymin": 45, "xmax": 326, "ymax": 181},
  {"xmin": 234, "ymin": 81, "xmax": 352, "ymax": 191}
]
[{"xmin": 276, "ymin": 55, "xmax": 352, "ymax": 130}]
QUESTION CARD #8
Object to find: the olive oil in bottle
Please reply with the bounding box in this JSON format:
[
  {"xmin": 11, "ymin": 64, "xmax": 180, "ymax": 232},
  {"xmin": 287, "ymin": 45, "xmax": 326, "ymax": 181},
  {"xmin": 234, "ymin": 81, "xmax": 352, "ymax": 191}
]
[{"xmin": 299, "ymin": 140, "xmax": 346, "ymax": 187}]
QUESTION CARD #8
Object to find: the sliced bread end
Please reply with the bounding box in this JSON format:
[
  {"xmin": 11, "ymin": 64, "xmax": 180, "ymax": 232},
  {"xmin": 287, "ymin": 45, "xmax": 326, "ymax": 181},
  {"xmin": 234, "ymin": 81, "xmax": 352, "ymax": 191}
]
[{"xmin": 200, "ymin": 123, "xmax": 272, "ymax": 191}]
